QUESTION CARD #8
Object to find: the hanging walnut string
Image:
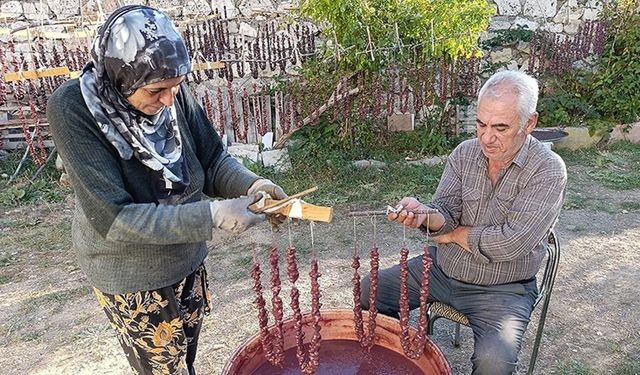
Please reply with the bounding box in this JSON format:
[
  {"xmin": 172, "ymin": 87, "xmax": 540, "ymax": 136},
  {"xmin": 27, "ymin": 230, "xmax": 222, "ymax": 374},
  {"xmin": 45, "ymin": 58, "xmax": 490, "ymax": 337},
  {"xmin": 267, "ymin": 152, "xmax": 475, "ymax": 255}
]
[
  {"xmin": 294, "ymin": 85, "xmax": 303, "ymax": 130},
  {"xmin": 371, "ymin": 73, "xmax": 380, "ymax": 119},
  {"xmin": 202, "ymin": 90, "xmax": 214, "ymax": 126},
  {"xmin": 386, "ymin": 66, "xmax": 395, "ymax": 117},
  {"xmin": 269, "ymin": 246, "xmax": 286, "ymax": 366},
  {"xmin": 351, "ymin": 238, "xmax": 380, "ymax": 351},
  {"xmin": 252, "ymin": 83, "xmax": 261, "ymax": 135},
  {"xmin": 241, "ymin": 88, "xmax": 251, "ymax": 142},
  {"xmin": 398, "ymin": 245, "xmax": 432, "ymax": 359},
  {"xmin": 0, "ymin": 44, "xmax": 7, "ymax": 106},
  {"xmin": 28, "ymin": 98, "xmax": 47, "ymax": 166},
  {"xmin": 282, "ymin": 90, "xmax": 291, "ymax": 135},
  {"xmin": 216, "ymin": 87, "xmax": 226, "ymax": 136},
  {"xmin": 260, "ymin": 85, "xmax": 269, "ymax": 136},
  {"xmin": 9, "ymin": 39, "xmax": 25, "ymax": 101},
  {"xmin": 233, "ymin": 37, "xmax": 244, "ymax": 78},
  {"xmin": 287, "ymin": 246, "xmax": 322, "ymax": 374},
  {"xmin": 228, "ymin": 81, "xmax": 244, "ymax": 141},
  {"xmin": 251, "ymin": 249, "xmax": 285, "ymax": 368},
  {"xmin": 249, "ymin": 40, "xmax": 259, "ymax": 79}
]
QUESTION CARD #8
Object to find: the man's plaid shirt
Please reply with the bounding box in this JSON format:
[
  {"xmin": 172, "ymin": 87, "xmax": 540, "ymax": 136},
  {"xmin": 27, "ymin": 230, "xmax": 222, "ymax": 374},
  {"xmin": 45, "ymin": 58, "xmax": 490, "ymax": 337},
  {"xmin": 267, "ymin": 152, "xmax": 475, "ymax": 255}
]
[{"xmin": 428, "ymin": 135, "xmax": 567, "ymax": 285}]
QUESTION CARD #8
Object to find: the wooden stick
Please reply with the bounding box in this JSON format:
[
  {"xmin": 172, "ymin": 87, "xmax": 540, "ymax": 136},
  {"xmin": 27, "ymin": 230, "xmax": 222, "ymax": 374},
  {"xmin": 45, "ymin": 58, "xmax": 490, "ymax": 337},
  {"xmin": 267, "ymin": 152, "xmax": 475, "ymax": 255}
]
[
  {"xmin": 29, "ymin": 147, "xmax": 56, "ymax": 183},
  {"xmin": 253, "ymin": 186, "xmax": 318, "ymax": 213},
  {"xmin": 8, "ymin": 128, "xmax": 37, "ymax": 183}
]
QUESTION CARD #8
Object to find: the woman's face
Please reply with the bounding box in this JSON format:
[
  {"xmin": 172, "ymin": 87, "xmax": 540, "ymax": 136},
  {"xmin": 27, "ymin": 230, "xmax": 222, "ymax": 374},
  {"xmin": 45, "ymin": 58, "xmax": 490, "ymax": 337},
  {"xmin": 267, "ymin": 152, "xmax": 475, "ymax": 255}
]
[{"xmin": 127, "ymin": 76, "xmax": 185, "ymax": 115}]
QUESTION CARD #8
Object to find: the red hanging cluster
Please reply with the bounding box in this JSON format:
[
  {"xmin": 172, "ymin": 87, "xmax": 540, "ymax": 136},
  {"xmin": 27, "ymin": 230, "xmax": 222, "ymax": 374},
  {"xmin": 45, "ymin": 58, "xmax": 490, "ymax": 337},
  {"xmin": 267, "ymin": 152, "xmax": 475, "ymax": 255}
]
[
  {"xmin": 251, "ymin": 245, "xmax": 323, "ymax": 373},
  {"xmin": 351, "ymin": 244, "xmax": 379, "ymax": 351},
  {"xmin": 398, "ymin": 246, "xmax": 432, "ymax": 359}
]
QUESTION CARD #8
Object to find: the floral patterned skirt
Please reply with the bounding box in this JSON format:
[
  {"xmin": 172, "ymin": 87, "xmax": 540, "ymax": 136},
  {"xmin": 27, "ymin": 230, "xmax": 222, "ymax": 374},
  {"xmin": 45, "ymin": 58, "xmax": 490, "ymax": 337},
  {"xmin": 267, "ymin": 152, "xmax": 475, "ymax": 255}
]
[{"xmin": 94, "ymin": 264, "xmax": 212, "ymax": 375}]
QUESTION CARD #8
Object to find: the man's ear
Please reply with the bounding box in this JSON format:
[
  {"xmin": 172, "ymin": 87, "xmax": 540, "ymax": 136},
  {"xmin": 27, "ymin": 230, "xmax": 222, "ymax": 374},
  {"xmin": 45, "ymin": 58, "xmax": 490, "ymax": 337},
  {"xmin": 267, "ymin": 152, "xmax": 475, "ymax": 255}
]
[{"xmin": 524, "ymin": 112, "xmax": 538, "ymax": 134}]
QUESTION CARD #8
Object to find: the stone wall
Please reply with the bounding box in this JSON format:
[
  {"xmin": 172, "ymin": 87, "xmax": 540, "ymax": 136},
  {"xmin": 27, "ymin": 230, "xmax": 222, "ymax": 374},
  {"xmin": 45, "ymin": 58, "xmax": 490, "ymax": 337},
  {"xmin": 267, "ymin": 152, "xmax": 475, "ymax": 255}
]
[{"xmin": 0, "ymin": 0, "xmax": 606, "ymax": 144}]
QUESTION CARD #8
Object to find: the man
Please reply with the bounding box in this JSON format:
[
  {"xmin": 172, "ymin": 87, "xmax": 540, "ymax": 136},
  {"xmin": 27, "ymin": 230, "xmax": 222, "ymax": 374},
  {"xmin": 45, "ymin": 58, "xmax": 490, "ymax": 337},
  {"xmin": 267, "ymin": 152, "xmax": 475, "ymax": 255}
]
[{"xmin": 360, "ymin": 70, "xmax": 566, "ymax": 374}]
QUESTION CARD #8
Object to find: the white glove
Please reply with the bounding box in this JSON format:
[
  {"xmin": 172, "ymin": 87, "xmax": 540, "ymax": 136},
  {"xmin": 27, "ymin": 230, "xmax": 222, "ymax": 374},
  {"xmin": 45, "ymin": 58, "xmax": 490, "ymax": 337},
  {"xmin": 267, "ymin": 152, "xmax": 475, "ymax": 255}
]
[
  {"xmin": 247, "ymin": 178, "xmax": 288, "ymax": 200},
  {"xmin": 209, "ymin": 195, "xmax": 266, "ymax": 233}
]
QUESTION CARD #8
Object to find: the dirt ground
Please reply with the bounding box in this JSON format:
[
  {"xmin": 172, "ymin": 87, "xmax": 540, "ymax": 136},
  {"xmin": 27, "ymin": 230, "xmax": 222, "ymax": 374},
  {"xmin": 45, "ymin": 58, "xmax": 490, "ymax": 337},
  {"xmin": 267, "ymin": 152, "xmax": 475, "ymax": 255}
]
[{"xmin": 1, "ymin": 159, "xmax": 640, "ymax": 375}]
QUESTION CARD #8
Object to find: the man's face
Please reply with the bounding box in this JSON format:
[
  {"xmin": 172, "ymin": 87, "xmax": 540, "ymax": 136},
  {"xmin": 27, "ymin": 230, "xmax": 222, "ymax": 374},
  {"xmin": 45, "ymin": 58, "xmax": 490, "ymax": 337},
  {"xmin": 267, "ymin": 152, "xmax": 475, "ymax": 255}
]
[
  {"xmin": 127, "ymin": 76, "xmax": 185, "ymax": 116},
  {"xmin": 476, "ymin": 94, "xmax": 537, "ymax": 164}
]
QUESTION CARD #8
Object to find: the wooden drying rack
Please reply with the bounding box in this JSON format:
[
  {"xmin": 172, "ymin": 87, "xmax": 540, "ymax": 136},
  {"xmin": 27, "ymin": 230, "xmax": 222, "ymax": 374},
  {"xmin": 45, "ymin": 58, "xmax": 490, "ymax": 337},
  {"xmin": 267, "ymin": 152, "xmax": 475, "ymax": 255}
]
[{"xmin": 250, "ymin": 186, "xmax": 333, "ymax": 223}]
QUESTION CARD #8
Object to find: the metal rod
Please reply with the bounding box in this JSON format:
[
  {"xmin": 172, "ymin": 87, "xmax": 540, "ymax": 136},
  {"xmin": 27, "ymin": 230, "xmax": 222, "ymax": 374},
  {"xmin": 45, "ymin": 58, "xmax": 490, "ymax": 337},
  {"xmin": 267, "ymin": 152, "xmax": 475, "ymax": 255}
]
[{"xmin": 348, "ymin": 208, "xmax": 439, "ymax": 217}]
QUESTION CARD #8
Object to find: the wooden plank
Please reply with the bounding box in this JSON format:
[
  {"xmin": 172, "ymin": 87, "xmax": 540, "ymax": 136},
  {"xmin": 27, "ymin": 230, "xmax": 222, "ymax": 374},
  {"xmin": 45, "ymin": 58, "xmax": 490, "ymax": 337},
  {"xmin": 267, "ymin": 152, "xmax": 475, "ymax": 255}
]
[
  {"xmin": 251, "ymin": 198, "xmax": 333, "ymax": 223},
  {"xmin": 1, "ymin": 132, "xmax": 51, "ymax": 141},
  {"xmin": 1, "ymin": 140, "xmax": 54, "ymax": 150},
  {"xmin": 0, "ymin": 120, "xmax": 49, "ymax": 129},
  {"xmin": 192, "ymin": 61, "xmax": 225, "ymax": 71},
  {"xmin": 4, "ymin": 67, "xmax": 72, "ymax": 82},
  {"xmin": 276, "ymin": 202, "xmax": 333, "ymax": 223},
  {"xmin": 2, "ymin": 59, "xmax": 223, "ymax": 83}
]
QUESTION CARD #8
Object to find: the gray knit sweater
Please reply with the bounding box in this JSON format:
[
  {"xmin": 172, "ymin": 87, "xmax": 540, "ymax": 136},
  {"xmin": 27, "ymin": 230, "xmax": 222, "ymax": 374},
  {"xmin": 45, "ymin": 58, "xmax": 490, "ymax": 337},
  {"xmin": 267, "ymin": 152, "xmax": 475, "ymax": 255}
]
[{"xmin": 48, "ymin": 79, "xmax": 259, "ymax": 294}]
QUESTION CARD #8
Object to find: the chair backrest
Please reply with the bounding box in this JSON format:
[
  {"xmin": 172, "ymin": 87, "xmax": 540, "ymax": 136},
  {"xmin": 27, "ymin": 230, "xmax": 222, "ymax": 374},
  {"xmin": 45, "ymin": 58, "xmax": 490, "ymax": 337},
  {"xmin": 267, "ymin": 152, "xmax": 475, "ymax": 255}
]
[{"xmin": 533, "ymin": 230, "xmax": 560, "ymax": 308}]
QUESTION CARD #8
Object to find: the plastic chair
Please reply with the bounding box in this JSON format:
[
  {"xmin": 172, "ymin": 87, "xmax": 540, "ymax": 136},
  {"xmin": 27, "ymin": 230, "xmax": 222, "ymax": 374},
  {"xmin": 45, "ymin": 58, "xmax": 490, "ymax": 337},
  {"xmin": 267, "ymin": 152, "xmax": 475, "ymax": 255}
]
[{"xmin": 426, "ymin": 230, "xmax": 560, "ymax": 375}]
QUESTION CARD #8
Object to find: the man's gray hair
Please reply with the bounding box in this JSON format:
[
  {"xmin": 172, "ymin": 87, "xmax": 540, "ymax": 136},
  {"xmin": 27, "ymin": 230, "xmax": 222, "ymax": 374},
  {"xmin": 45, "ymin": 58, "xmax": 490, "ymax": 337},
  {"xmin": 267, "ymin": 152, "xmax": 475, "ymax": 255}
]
[{"xmin": 477, "ymin": 70, "xmax": 539, "ymax": 127}]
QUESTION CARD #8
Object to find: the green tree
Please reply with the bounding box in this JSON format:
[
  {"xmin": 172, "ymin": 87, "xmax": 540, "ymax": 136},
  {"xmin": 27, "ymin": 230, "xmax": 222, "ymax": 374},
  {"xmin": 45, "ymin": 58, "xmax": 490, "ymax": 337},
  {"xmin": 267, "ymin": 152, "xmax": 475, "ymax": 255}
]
[
  {"xmin": 588, "ymin": 0, "xmax": 640, "ymax": 131},
  {"xmin": 298, "ymin": 0, "xmax": 493, "ymax": 72}
]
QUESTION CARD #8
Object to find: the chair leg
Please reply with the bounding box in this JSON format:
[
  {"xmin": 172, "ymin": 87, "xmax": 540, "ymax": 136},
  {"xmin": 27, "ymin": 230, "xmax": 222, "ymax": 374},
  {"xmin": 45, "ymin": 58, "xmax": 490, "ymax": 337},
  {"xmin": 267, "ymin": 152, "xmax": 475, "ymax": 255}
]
[
  {"xmin": 453, "ymin": 323, "xmax": 461, "ymax": 347},
  {"xmin": 527, "ymin": 294, "xmax": 553, "ymax": 375},
  {"xmin": 427, "ymin": 313, "xmax": 437, "ymax": 336}
]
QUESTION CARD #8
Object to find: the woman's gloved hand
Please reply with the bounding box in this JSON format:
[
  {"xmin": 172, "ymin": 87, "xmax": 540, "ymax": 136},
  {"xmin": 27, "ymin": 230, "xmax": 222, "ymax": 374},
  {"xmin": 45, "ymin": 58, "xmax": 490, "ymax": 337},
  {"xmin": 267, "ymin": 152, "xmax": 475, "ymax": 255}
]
[
  {"xmin": 209, "ymin": 194, "xmax": 265, "ymax": 233},
  {"xmin": 246, "ymin": 178, "xmax": 288, "ymax": 227},
  {"xmin": 247, "ymin": 178, "xmax": 288, "ymax": 200}
]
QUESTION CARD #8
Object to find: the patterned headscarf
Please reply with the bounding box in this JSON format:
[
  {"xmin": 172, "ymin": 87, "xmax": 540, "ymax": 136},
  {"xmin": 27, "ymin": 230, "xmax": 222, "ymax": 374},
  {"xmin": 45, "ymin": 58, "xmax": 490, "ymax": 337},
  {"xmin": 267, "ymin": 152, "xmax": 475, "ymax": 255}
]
[{"xmin": 80, "ymin": 5, "xmax": 192, "ymax": 202}]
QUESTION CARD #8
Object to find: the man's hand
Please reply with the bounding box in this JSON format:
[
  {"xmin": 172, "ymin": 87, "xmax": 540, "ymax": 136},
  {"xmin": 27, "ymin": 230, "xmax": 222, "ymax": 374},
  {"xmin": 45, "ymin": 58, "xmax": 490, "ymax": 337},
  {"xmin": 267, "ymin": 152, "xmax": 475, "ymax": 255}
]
[
  {"xmin": 387, "ymin": 197, "xmax": 429, "ymax": 228},
  {"xmin": 433, "ymin": 226, "xmax": 471, "ymax": 252},
  {"xmin": 210, "ymin": 195, "xmax": 266, "ymax": 233}
]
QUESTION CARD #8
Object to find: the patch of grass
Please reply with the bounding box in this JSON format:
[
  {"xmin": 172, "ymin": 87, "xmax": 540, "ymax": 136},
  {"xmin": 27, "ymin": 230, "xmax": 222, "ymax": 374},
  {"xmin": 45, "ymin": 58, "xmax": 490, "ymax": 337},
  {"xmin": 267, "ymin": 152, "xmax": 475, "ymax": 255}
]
[
  {"xmin": 0, "ymin": 151, "xmax": 67, "ymax": 209},
  {"xmin": 250, "ymin": 152, "xmax": 443, "ymax": 208},
  {"xmin": 616, "ymin": 359, "xmax": 640, "ymax": 375},
  {"xmin": 590, "ymin": 201, "xmax": 620, "ymax": 214},
  {"xmin": 563, "ymin": 194, "xmax": 587, "ymax": 210},
  {"xmin": 0, "ymin": 218, "xmax": 71, "ymax": 253},
  {"xmin": 606, "ymin": 340, "xmax": 623, "ymax": 354},
  {"xmin": 0, "ymin": 218, "xmax": 19, "ymax": 228},
  {"xmin": 233, "ymin": 254, "xmax": 254, "ymax": 270},
  {"xmin": 23, "ymin": 331, "xmax": 45, "ymax": 342},
  {"xmin": 0, "ymin": 274, "xmax": 13, "ymax": 284},
  {"xmin": 620, "ymin": 201, "xmax": 640, "ymax": 211},
  {"xmin": 555, "ymin": 360, "xmax": 594, "ymax": 375},
  {"xmin": 556, "ymin": 146, "xmax": 600, "ymax": 165},
  {"xmin": 0, "ymin": 251, "xmax": 18, "ymax": 267},
  {"xmin": 586, "ymin": 142, "xmax": 640, "ymax": 190},
  {"xmin": 26, "ymin": 286, "xmax": 92, "ymax": 312}
]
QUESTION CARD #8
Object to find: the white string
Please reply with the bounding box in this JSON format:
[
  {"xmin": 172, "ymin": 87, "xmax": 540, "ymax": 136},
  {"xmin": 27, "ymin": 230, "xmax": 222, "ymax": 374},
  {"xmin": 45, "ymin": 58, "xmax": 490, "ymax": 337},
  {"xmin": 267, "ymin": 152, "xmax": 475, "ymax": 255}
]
[
  {"xmin": 287, "ymin": 218, "xmax": 293, "ymax": 248},
  {"xmin": 403, "ymin": 222, "xmax": 406, "ymax": 246},
  {"xmin": 371, "ymin": 215, "xmax": 377, "ymax": 244},
  {"xmin": 353, "ymin": 217, "xmax": 358, "ymax": 255},
  {"xmin": 309, "ymin": 221, "xmax": 315, "ymax": 251}
]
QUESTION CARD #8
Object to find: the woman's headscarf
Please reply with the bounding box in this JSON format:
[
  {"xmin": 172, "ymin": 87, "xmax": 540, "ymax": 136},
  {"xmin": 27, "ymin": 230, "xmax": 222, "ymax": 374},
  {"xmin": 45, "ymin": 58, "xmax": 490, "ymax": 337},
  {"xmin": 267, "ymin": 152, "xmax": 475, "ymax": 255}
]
[{"xmin": 79, "ymin": 5, "xmax": 192, "ymax": 202}]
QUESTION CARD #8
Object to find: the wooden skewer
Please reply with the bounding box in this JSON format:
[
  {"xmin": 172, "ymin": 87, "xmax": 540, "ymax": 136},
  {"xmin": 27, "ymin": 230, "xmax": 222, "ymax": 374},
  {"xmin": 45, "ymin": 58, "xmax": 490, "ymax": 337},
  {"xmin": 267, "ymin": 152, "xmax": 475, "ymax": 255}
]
[
  {"xmin": 253, "ymin": 186, "xmax": 319, "ymax": 213},
  {"xmin": 349, "ymin": 208, "xmax": 439, "ymax": 217}
]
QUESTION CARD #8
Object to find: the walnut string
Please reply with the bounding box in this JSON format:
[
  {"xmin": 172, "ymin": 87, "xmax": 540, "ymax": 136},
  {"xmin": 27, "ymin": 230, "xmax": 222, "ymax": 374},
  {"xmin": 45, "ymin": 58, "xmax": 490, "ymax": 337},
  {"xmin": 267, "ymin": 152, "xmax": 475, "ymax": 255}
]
[
  {"xmin": 269, "ymin": 245, "xmax": 286, "ymax": 365},
  {"xmin": 352, "ymin": 216, "xmax": 379, "ymax": 351},
  {"xmin": 286, "ymin": 229, "xmax": 321, "ymax": 374},
  {"xmin": 398, "ymin": 215, "xmax": 433, "ymax": 359},
  {"xmin": 251, "ymin": 247, "xmax": 285, "ymax": 367}
]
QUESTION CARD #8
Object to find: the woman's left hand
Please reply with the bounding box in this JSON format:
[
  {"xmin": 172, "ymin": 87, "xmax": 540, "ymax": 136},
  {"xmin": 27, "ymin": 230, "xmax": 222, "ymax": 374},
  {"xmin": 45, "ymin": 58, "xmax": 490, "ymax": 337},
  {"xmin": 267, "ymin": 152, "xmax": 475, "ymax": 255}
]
[
  {"xmin": 247, "ymin": 178, "xmax": 288, "ymax": 200},
  {"xmin": 247, "ymin": 179, "xmax": 288, "ymax": 227}
]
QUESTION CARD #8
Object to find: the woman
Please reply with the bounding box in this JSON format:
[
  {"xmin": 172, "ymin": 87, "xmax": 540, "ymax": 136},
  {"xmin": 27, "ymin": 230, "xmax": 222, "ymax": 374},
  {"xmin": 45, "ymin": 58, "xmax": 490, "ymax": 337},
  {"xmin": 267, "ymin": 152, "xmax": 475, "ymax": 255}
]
[{"xmin": 47, "ymin": 5, "xmax": 286, "ymax": 374}]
